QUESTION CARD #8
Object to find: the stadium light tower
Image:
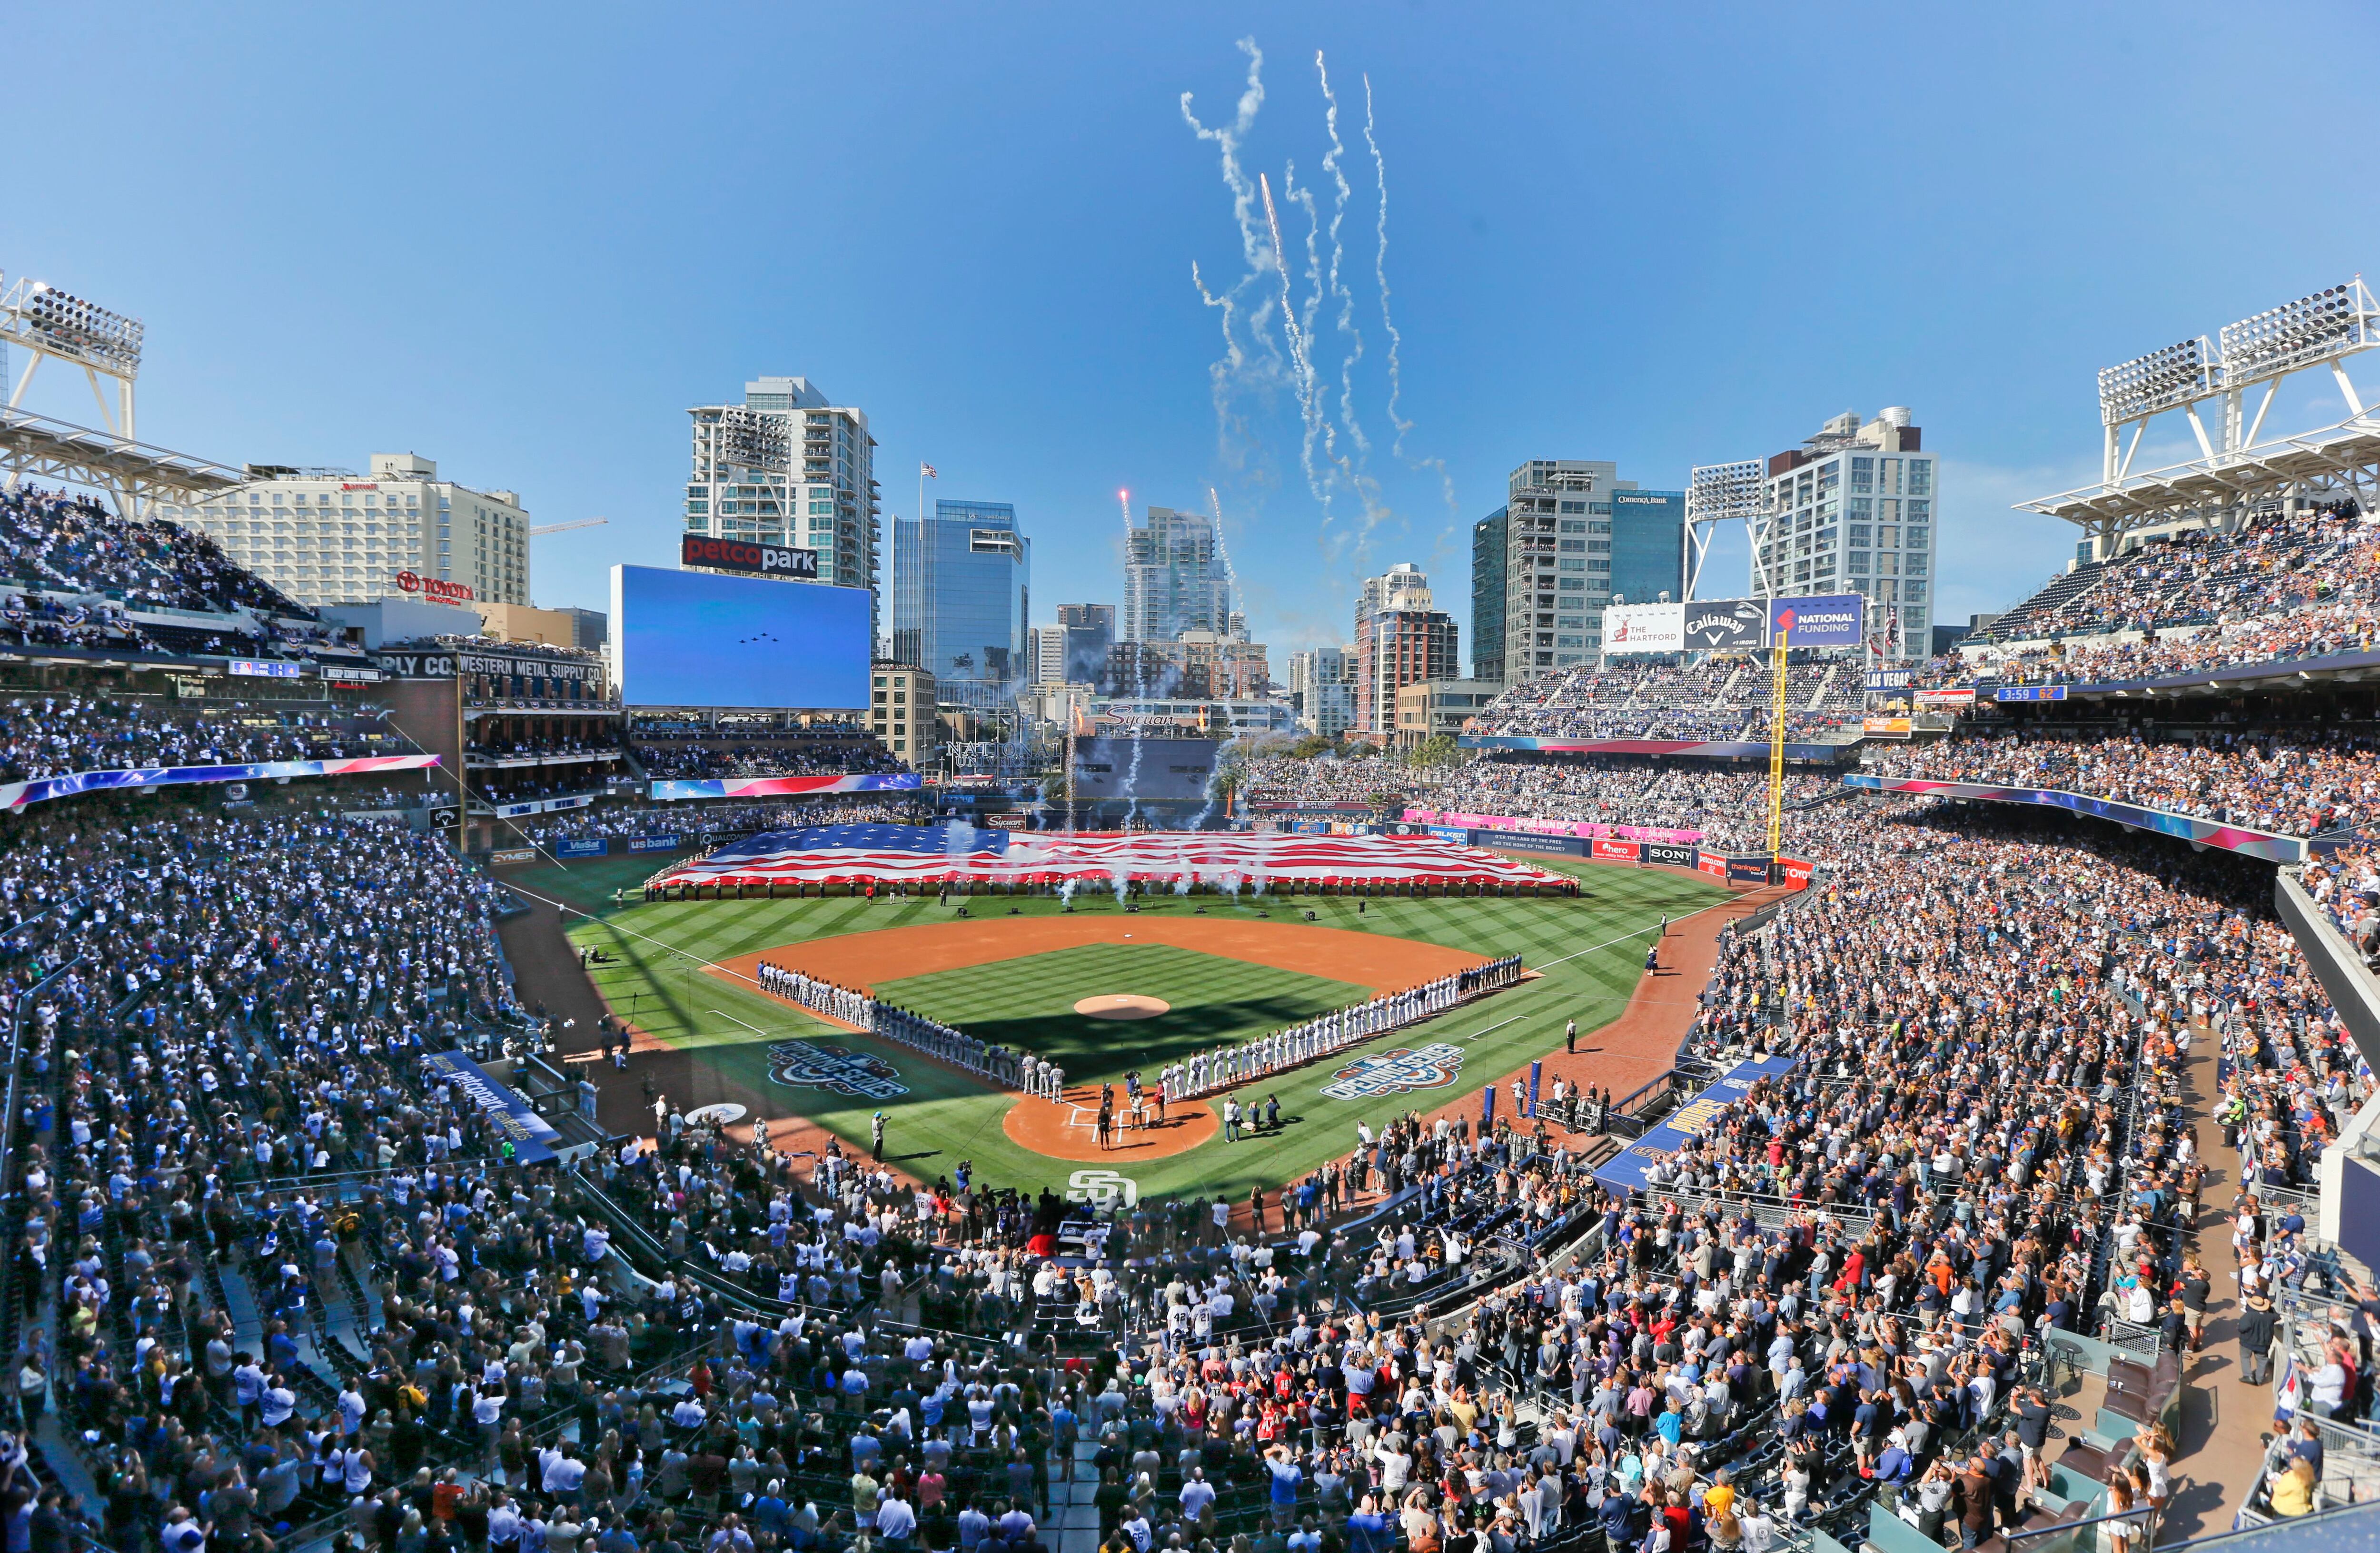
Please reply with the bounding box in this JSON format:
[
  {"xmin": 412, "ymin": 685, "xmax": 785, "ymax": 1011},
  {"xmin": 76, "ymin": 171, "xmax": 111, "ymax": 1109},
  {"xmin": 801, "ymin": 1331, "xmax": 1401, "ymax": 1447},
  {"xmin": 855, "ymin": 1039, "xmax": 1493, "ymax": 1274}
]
[
  {"xmin": 2025, "ymin": 276, "xmax": 2380, "ymax": 556},
  {"xmin": 1, "ymin": 272, "xmax": 143, "ymax": 441},
  {"xmin": 1685, "ymin": 460, "xmax": 1770, "ymax": 599}
]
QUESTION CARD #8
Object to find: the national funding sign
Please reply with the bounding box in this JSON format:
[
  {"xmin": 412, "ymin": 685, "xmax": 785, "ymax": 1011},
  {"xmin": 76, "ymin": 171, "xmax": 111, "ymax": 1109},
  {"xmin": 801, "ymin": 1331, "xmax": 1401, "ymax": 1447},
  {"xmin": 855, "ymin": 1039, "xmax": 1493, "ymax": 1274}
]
[
  {"xmin": 681, "ymin": 534, "xmax": 819, "ymax": 580},
  {"xmin": 1768, "ymin": 594, "xmax": 1864, "ymax": 648}
]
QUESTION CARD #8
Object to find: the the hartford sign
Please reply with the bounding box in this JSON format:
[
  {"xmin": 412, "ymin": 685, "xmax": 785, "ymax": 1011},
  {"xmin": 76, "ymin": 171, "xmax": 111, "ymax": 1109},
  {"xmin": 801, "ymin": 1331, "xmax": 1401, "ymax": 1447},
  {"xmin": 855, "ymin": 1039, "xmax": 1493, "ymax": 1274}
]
[{"xmin": 396, "ymin": 571, "xmax": 476, "ymax": 604}]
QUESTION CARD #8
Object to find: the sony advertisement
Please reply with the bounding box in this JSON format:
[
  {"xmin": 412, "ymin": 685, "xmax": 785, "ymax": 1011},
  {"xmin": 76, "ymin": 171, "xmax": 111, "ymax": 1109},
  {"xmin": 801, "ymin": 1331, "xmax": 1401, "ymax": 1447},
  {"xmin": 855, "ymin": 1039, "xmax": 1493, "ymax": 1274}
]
[
  {"xmin": 1602, "ymin": 602, "xmax": 1685, "ymax": 655},
  {"xmin": 609, "ymin": 564, "xmax": 870, "ymax": 710},
  {"xmin": 1769, "ymin": 593, "xmax": 1865, "ymax": 648},
  {"xmin": 1680, "ymin": 597, "xmax": 1767, "ymax": 651}
]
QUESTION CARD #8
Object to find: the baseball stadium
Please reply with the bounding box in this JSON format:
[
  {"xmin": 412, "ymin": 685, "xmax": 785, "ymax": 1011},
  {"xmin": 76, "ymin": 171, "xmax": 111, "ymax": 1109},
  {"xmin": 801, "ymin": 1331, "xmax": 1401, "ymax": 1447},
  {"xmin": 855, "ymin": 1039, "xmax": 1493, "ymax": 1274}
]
[
  {"xmin": 539, "ymin": 840, "xmax": 1736, "ymax": 1208},
  {"xmin": 10, "ymin": 18, "xmax": 2380, "ymax": 1552}
]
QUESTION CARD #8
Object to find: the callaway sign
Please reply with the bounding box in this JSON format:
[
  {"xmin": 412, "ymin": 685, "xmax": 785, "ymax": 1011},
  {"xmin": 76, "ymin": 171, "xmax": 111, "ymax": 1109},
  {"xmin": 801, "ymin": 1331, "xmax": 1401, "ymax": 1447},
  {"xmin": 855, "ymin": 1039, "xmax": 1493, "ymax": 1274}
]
[
  {"xmin": 682, "ymin": 535, "xmax": 819, "ymax": 579},
  {"xmin": 1681, "ymin": 598, "xmax": 1766, "ymax": 651}
]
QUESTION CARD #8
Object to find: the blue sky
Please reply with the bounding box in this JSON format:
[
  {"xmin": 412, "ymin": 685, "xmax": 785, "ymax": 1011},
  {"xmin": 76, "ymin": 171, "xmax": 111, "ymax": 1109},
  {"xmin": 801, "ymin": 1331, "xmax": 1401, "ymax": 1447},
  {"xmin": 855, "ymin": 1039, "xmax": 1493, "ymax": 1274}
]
[{"xmin": 10, "ymin": 3, "xmax": 2379, "ymax": 656}]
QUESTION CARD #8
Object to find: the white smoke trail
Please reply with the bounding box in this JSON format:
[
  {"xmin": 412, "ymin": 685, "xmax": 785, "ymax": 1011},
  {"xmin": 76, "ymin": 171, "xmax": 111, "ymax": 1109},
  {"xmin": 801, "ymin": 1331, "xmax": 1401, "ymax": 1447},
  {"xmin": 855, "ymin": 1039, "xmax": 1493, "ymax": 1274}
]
[
  {"xmin": 1360, "ymin": 72, "xmax": 1409, "ymax": 456},
  {"xmin": 1182, "ymin": 40, "xmax": 1283, "ymax": 474},
  {"xmin": 1315, "ymin": 52, "xmax": 1367, "ymax": 463},
  {"xmin": 1360, "ymin": 72, "xmax": 1460, "ymax": 528}
]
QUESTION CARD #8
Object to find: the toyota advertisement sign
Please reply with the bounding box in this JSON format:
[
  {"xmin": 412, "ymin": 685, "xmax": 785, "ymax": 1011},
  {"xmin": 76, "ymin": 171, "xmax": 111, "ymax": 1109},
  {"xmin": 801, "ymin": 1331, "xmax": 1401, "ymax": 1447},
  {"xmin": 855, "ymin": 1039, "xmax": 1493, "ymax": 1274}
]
[
  {"xmin": 1768, "ymin": 593, "xmax": 1865, "ymax": 649},
  {"xmin": 1680, "ymin": 597, "xmax": 1767, "ymax": 651}
]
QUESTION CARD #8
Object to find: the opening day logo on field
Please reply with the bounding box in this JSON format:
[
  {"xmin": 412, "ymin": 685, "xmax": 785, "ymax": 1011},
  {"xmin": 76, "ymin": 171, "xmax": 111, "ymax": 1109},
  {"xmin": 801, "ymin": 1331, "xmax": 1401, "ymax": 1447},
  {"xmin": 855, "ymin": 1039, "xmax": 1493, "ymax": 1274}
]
[
  {"xmin": 765, "ymin": 1041, "xmax": 909, "ymax": 1099},
  {"xmin": 1319, "ymin": 1042, "xmax": 1466, "ymax": 1101}
]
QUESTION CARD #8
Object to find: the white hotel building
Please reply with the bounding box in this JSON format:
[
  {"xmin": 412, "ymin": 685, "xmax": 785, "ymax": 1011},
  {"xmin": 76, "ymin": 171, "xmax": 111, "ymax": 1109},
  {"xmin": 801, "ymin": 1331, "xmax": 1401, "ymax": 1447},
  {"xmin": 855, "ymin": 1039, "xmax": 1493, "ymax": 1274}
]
[{"xmin": 158, "ymin": 452, "xmax": 529, "ymax": 613}]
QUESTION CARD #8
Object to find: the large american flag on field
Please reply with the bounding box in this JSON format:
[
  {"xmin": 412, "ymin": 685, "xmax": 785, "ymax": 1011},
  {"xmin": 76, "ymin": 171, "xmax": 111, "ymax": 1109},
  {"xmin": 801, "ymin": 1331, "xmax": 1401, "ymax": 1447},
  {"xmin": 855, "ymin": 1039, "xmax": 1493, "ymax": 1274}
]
[{"xmin": 646, "ymin": 824, "xmax": 1572, "ymax": 889}]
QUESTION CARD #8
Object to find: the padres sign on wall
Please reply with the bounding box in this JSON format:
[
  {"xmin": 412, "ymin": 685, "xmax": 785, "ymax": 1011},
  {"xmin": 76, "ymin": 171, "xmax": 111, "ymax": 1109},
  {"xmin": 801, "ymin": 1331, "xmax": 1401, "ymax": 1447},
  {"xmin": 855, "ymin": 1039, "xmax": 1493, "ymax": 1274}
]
[
  {"xmin": 765, "ymin": 1041, "xmax": 909, "ymax": 1098},
  {"xmin": 1320, "ymin": 1042, "xmax": 1466, "ymax": 1100}
]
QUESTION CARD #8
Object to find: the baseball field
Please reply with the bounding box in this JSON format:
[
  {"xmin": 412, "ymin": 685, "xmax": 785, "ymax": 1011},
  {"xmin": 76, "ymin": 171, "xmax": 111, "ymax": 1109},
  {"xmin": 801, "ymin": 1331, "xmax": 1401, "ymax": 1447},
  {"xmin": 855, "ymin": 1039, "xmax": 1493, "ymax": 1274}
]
[{"xmin": 560, "ymin": 856, "xmax": 1725, "ymax": 1207}]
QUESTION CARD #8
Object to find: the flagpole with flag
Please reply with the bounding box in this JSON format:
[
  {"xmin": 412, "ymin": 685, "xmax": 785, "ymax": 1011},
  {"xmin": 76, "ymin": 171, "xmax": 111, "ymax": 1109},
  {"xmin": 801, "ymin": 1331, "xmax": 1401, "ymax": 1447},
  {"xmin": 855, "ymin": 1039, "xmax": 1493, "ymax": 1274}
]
[{"xmin": 910, "ymin": 461, "xmax": 938, "ymax": 668}]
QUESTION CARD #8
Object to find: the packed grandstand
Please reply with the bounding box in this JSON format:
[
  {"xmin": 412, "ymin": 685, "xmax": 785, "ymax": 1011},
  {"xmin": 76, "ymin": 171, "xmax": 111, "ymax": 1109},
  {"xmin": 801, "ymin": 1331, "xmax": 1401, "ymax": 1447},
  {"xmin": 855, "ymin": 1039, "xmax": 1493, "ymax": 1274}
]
[{"xmin": 0, "ymin": 457, "xmax": 2362, "ymax": 1553}]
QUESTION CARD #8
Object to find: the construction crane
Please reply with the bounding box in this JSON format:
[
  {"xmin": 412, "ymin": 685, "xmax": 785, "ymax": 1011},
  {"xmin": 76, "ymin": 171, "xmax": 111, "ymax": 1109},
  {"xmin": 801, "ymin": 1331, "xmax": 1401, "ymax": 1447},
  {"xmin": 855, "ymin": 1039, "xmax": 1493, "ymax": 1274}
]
[{"xmin": 529, "ymin": 517, "xmax": 608, "ymax": 537}]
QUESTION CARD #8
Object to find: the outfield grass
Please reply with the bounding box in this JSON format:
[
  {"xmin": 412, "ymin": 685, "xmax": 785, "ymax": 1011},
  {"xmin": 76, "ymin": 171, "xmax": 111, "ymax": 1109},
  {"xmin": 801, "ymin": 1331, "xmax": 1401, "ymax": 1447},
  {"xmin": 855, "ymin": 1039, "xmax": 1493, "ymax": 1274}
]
[{"xmin": 561, "ymin": 859, "xmax": 1725, "ymax": 1205}]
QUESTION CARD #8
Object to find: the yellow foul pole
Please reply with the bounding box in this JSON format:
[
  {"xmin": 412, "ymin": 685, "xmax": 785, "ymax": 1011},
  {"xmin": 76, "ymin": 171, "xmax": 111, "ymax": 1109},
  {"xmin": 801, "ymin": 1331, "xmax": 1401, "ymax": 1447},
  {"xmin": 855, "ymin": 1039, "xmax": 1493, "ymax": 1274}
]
[{"xmin": 1767, "ymin": 626, "xmax": 1789, "ymax": 853}]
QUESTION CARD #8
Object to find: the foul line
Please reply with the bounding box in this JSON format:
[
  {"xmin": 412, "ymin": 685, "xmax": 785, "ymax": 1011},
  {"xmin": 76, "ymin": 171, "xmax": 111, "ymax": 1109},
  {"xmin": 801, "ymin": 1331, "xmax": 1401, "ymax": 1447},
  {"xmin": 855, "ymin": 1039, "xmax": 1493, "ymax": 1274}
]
[
  {"xmin": 511, "ymin": 881, "xmax": 773, "ymax": 993},
  {"xmin": 1534, "ymin": 897, "xmax": 1742, "ymax": 971},
  {"xmin": 1464, "ymin": 1016, "xmax": 1523, "ymax": 1045},
  {"xmin": 707, "ymin": 1009, "xmax": 773, "ymax": 1039}
]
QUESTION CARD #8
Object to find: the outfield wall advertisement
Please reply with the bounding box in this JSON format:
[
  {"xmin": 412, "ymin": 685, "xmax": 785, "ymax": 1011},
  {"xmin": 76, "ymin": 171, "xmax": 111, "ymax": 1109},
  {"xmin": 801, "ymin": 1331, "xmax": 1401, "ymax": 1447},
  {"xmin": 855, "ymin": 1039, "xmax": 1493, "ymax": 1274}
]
[{"xmin": 1770, "ymin": 593, "xmax": 1864, "ymax": 647}]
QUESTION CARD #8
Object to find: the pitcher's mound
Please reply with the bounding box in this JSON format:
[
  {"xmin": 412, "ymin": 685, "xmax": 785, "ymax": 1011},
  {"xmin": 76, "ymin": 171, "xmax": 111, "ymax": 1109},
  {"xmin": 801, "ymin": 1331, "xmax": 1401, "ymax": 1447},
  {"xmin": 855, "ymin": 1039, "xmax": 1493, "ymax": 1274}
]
[{"xmin": 1074, "ymin": 994, "xmax": 1171, "ymax": 1019}]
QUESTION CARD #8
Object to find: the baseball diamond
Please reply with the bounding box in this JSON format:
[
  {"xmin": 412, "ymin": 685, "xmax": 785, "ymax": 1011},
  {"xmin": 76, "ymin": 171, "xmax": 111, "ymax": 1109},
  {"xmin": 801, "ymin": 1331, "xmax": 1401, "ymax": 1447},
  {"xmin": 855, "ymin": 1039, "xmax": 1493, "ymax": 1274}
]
[{"xmin": 565, "ymin": 857, "xmax": 1724, "ymax": 1202}]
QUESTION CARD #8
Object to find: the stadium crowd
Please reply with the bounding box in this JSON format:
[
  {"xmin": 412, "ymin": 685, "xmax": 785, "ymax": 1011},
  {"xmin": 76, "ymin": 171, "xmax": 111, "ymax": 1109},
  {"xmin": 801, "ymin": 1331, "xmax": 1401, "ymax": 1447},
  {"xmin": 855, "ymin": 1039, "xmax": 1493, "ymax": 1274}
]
[
  {"xmin": 1872, "ymin": 731, "xmax": 2375, "ymax": 837},
  {"xmin": 0, "ymin": 696, "xmax": 413, "ymax": 783},
  {"xmin": 0, "ymin": 487, "xmax": 308, "ymax": 623},
  {"xmin": 520, "ymin": 799, "xmax": 931, "ymax": 847},
  {"xmin": 1469, "ymin": 658, "xmax": 1864, "ymax": 744}
]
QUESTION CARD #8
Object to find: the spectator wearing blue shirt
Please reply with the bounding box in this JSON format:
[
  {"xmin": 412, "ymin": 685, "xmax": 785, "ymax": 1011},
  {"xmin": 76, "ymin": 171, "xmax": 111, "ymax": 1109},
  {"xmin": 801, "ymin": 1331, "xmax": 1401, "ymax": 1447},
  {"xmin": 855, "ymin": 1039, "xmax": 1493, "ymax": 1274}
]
[{"xmin": 1347, "ymin": 1494, "xmax": 1392, "ymax": 1553}]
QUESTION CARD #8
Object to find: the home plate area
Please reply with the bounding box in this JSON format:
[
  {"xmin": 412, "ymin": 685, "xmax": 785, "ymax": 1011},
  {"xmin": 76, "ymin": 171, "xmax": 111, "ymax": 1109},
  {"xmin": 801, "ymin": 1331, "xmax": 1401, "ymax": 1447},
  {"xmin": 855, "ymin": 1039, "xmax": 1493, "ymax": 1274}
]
[{"xmin": 1001, "ymin": 1084, "xmax": 1218, "ymax": 1161}]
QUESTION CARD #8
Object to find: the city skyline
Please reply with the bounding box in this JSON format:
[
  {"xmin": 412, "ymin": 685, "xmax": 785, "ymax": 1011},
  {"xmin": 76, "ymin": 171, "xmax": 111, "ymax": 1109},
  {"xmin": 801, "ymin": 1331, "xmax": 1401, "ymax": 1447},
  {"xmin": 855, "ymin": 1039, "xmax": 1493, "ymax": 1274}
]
[{"xmin": 10, "ymin": 6, "xmax": 2379, "ymax": 655}]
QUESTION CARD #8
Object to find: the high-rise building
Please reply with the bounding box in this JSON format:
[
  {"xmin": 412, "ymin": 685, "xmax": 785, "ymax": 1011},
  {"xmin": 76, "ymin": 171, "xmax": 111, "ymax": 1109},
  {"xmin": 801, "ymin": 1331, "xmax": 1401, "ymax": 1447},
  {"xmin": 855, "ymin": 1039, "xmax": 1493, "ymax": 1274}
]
[
  {"xmin": 1488, "ymin": 459, "xmax": 1684, "ymax": 679},
  {"xmin": 1355, "ymin": 564, "xmax": 1459, "ymax": 737},
  {"xmin": 1608, "ymin": 490, "xmax": 1686, "ymax": 610},
  {"xmin": 159, "ymin": 452, "xmax": 528, "ymax": 613},
  {"xmin": 1027, "ymin": 625, "xmax": 1068, "ymax": 686},
  {"xmin": 891, "ymin": 499, "xmax": 1030, "ymax": 712},
  {"xmin": 1054, "ymin": 603, "xmax": 1116, "ymax": 684},
  {"xmin": 1287, "ymin": 647, "xmax": 1358, "ymax": 740},
  {"xmin": 868, "ymin": 662, "xmax": 938, "ymax": 764},
  {"xmin": 683, "ymin": 376, "xmax": 881, "ymax": 638},
  {"xmin": 1749, "ymin": 408, "xmax": 1936, "ymax": 659},
  {"xmin": 1470, "ymin": 507, "xmax": 1508, "ymax": 683},
  {"xmin": 1122, "ymin": 505, "xmax": 1232, "ymax": 644}
]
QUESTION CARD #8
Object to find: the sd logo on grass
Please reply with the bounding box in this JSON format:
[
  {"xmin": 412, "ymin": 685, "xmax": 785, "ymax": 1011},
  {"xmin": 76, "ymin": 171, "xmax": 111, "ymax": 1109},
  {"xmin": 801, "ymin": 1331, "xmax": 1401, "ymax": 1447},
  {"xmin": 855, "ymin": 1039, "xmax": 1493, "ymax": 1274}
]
[{"xmin": 765, "ymin": 1040, "xmax": 909, "ymax": 1099}]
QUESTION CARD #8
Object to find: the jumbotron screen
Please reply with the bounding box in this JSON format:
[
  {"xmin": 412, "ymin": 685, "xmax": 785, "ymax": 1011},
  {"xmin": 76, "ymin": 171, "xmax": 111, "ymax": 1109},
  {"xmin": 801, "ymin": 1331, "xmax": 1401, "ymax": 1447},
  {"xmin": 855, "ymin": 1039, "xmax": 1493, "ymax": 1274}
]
[
  {"xmin": 1071, "ymin": 735, "xmax": 1220, "ymax": 802},
  {"xmin": 610, "ymin": 564, "xmax": 870, "ymax": 709}
]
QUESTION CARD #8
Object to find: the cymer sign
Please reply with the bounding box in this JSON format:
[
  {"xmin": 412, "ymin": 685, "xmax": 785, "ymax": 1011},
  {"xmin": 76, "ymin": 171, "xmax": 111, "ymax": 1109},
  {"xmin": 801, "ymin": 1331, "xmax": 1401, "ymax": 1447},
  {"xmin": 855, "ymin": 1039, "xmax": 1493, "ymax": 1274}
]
[{"xmin": 610, "ymin": 564, "xmax": 869, "ymax": 709}]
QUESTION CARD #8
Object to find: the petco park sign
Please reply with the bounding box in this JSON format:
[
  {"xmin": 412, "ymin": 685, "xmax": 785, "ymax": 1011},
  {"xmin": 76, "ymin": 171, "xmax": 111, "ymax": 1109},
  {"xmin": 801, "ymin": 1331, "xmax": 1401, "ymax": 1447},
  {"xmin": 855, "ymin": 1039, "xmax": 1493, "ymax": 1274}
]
[
  {"xmin": 396, "ymin": 571, "xmax": 476, "ymax": 604},
  {"xmin": 682, "ymin": 534, "xmax": 819, "ymax": 579}
]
